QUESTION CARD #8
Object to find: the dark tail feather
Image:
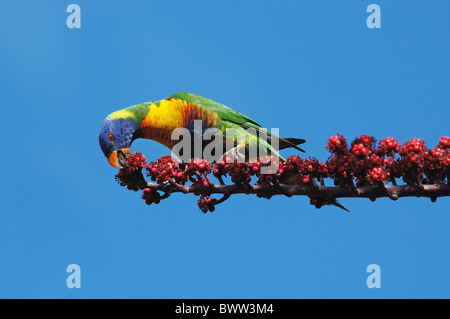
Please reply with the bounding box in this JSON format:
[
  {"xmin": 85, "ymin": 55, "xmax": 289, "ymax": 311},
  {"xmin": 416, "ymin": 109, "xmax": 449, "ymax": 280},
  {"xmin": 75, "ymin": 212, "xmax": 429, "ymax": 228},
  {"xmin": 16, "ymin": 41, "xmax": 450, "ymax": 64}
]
[{"xmin": 274, "ymin": 137, "xmax": 306, "ymax": 152}]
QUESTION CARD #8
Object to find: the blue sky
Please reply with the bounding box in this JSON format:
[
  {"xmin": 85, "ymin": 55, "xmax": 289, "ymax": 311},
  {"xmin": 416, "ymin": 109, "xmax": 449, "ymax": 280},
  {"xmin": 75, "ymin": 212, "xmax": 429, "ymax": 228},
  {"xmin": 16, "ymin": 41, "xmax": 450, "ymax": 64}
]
[{"xmin": 1, "ymin": 0, "xmax": 449, "ymax": 298}]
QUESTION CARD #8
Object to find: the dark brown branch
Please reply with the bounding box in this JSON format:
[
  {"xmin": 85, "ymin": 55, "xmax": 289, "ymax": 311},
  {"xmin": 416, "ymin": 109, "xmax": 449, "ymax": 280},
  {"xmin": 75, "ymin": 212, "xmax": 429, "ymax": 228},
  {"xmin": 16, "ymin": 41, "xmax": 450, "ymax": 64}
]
[{"xmin": 143, "ymin": 181, "xmax": 450, "ymax": 201}]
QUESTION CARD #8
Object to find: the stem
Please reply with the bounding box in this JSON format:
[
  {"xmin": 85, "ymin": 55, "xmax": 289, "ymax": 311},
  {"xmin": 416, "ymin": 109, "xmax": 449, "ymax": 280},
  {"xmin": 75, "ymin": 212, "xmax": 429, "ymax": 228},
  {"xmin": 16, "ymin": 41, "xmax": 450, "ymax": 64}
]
[{"xmin": 144, "ymin": 181, "xmax": 450, "ymax": 201}]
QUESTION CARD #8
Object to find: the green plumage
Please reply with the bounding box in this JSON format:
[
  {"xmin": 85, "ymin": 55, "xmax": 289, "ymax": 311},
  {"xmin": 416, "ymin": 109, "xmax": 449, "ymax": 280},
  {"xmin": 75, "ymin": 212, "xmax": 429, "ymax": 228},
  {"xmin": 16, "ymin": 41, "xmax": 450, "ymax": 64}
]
[
  {"xmin": 172, "ymin": 92, "xmax": 262, "ymax": 128},
  {"xmin": 170, "ymin": 92, "xmax": 306, "ymax": 160}
]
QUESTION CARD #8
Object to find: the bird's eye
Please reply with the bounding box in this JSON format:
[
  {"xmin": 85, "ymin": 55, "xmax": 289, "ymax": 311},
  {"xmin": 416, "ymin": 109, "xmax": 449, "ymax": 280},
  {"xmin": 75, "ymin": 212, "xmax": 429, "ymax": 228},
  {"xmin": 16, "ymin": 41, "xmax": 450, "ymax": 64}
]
[{"xmin": 108, "ymin": 134, "xmax": 115, "ymax": 141}]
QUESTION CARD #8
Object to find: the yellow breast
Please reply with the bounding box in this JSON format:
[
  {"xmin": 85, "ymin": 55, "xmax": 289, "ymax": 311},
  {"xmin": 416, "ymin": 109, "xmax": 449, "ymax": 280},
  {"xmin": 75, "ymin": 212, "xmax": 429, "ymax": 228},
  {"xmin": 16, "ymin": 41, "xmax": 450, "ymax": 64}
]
[{"xmin": 141, "ymin": 99, "xmax": 186, "ymax": 148}]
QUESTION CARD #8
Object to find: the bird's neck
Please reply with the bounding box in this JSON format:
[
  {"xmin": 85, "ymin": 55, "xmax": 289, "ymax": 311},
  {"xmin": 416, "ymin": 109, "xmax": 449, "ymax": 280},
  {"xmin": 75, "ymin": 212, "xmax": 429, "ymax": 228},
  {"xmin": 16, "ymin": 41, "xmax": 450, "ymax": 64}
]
[{"xmin": 121, "ymin": 102, "xmax": 153, "ymax": 125}]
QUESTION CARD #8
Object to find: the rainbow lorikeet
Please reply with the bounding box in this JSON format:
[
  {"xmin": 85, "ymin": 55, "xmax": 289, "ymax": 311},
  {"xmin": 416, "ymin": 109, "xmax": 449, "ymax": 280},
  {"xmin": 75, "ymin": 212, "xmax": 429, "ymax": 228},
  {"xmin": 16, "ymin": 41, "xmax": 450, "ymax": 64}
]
[{"xmin": 99, "ymin": 92, "xmax": 306, "ymax": 168}]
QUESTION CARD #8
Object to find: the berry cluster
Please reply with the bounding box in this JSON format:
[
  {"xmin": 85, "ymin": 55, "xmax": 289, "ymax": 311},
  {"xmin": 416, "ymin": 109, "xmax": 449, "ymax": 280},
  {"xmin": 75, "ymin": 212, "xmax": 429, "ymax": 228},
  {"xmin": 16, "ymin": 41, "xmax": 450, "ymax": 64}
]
[
  {"xmin": 394, "ymin": 138, "xmax": 426, "ymax": 183},
  {"xmin": 114, "ymin": 135, "xmax": 450, "ymax": 213},
  {"xmin": 212, "ymin": 155, "xmax": 263, "ymax": 184},
  {"xmin": 125, "ymin": 152, "xmax": 147, "ymax": 171},
  {"xmin": 146, "ymin": 155, "xmax": 188, "ymax": 184},
  {"xmin": 185, "ymin": 158, "xmax": 212, "ymax": 176},
  {"xmin": 423, "ymin": 141, "xmax": 450, "ymax": 184},
  {"xmin": 326, "ymin": 134, "xmax": 348, "ymax": 154},
  {"xmin": 197, "ymin": 195, "xmax": 215, "ymax": 213},
  {"xmin": 439, "ymin": 136, "xmax": 450, "ymax": 148},
  {"xmin": 115, "ymin": 152, "xmax": 147, "ymax": 191},
  {"xmin": 142, "ymin": 188, "xmax": 161, "ymax": 205},
  {"xmin": 378, "ymin": 137, "xmax": 398, "ymax": 156}
]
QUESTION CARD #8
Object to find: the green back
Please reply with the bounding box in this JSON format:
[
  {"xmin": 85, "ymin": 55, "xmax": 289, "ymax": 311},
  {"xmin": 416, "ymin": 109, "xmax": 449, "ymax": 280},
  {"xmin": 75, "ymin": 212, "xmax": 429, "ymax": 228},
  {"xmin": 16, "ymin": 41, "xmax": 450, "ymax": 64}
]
[{"xmin": 171, "ymin": 92, "xmax": 263, "ymax": 130}]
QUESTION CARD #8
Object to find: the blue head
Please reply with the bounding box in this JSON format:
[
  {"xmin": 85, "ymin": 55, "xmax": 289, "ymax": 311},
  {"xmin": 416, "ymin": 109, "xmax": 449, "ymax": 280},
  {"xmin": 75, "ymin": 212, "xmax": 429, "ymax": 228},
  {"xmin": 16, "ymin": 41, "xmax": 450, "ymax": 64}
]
[{"xmin": 99, "ymin": 116, "xmax": 141, "ymax": 168}]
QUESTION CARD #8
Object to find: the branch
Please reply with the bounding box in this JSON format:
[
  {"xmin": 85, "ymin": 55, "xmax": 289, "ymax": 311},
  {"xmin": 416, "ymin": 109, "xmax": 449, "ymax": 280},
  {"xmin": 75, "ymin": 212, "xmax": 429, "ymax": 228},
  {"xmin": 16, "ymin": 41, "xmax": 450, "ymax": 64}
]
[
  {"xmin": 142, "ymin": 182, "xmax": 450, "ymax": 201},
  {"xmin": 114, "ymin": 135, "xmax": 450, "ymax": 213}
]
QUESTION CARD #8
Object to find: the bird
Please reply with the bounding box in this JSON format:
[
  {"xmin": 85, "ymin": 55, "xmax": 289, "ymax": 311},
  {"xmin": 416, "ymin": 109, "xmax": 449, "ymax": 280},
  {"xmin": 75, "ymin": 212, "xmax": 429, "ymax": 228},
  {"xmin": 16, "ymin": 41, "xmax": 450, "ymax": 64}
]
[{"xmin": 99, "ymin": 92, "xmax": 306, "ymax": 169}]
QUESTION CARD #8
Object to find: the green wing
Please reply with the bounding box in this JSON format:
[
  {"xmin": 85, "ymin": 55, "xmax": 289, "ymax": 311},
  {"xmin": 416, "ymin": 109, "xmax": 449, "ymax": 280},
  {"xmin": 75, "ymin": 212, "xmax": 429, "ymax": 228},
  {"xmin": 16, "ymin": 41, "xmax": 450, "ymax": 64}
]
[
  {"xmin": 171, "ymin": 92, "xmax": 262, "ymax": 129},
  {"xmin": 171, "ymin": 92, "xmax": 304, "ymax": 152}
]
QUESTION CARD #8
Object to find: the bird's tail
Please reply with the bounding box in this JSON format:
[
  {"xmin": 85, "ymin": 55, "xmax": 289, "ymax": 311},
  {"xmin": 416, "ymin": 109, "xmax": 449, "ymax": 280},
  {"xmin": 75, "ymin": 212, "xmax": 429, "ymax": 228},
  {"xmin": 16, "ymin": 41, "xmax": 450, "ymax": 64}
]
[{"xmin": 268, "ymin": 137, "xmax": 306, "ymax": 153}]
